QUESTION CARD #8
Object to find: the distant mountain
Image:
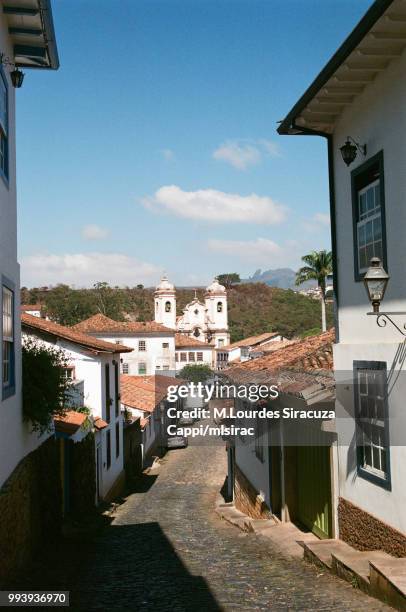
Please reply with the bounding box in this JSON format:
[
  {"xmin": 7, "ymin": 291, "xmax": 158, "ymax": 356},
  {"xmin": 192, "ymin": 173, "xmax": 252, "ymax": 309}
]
[{"xmin": 242, "ymin": 268, "xmax": 317, "ymax": 290}]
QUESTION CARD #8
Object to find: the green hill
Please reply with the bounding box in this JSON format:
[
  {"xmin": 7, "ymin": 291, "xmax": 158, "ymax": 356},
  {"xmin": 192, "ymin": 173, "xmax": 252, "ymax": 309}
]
[{"xmin": 21, "ymin": 282, "xmax": 332, "ymax": 342}]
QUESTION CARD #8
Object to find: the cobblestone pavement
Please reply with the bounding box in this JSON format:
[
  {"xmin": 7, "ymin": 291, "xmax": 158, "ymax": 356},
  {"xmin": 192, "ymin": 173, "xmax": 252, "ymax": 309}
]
[{"xmin": 64, "ymin": 442, "xmax": 389, "ymax": 611}]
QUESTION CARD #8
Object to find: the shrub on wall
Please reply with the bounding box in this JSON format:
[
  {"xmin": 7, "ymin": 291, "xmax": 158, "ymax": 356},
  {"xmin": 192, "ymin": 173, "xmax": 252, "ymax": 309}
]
[{"xmin": 22, "ymin": 338, "xmax": 72, "ymax": 434}]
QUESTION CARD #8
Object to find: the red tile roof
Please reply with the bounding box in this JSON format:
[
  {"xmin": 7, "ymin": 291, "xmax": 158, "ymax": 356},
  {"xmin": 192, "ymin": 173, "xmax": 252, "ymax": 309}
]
[
  {"xmin": 223, "ymin": 331, "xmax": 281, "ymax": 351},
  {"xmin": 93, "ymin": 416, "xmax": 108, "ymax": 430},
  {"xmin": 54, "ymin": 410, "xmax": 87, "ymax": 435},
  {"xmin": 175, "ymin": 333, "xmax": 209, "ymax": 348},
  {"xmin": 120, "ymin": 374, "xmax": 182, "ymax": 412},
  {"xmin": 22, "ymin": 313, "xmax": 133, "ymax": 354},
  {"xmin": 20, "ymin": 304, "xmax": 43, "ymax": 312},
  {"xmin": 227, "ymin": 329, "xmax": 334, "ymax": 375},
  {"xmin": 73, "ymin": 313, "xmax": 173, "ymax": 335}
]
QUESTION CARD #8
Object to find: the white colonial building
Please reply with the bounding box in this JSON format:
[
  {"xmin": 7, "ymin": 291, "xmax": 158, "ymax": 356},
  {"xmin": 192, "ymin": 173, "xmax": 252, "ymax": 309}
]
[
  {"xmin": 74, "ymin": 314, "xmax": 176, "ymax": 376},
  {"xmin": 155, "ymin": 276, "xmax": 230, "ymax": 349},
  {"xmin": 0, "ymin": 1, "xmax": 59, "ymax": 489},
  {"xmin": 279, "ymin": 0, "xmax": 406, "ymax": 556},
  {"xmin": 22, "ymin": 313, "xmax": 132, "ymax": 502}
]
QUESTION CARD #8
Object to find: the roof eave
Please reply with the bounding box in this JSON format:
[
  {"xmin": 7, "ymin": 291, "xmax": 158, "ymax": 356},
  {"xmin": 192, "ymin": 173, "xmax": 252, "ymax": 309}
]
[{"xmin": 277, "ymin": 0, "xmax": 395, "ymax": 136}]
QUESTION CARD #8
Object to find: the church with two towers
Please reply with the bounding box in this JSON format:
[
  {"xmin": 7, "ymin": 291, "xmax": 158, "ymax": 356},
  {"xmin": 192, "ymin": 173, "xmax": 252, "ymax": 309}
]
[{"xmin": 154, "ymin": 276, "xmax": 230, "ymax": 348}]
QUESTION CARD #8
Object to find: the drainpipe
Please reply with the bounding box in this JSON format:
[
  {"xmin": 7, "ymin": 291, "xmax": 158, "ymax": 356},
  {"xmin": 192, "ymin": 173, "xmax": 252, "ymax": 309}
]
[{"xmin": 288, "ymin": 122, "xmax": 339, "ymax": 339}]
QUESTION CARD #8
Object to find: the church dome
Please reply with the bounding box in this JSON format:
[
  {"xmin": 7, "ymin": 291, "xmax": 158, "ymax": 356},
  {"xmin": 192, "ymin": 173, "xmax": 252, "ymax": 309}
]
[
  {"xmin": 155, "ymin": 275, "xmax": 175, "ymax": 293},
  {"xmin": 205, "ymin": 277, "xmax": 226, "ymax": 295}
]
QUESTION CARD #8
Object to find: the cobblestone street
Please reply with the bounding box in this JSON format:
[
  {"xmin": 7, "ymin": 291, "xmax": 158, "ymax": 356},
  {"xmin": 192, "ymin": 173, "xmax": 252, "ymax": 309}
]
[{"xmin": 51, "ymin": 441, "xmax": 388, "ymax": 611}]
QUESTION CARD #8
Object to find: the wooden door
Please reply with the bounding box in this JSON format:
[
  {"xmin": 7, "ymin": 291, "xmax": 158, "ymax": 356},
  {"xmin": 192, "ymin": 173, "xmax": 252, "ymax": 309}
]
[{"xmin": 296, "ymin": 445, "xmax": 332, "ymax": 539}]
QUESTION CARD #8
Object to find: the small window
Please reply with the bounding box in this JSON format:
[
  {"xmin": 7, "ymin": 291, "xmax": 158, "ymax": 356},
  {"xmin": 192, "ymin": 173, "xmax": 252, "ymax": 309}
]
[
  {"xmin": 196, "ymin": 352, "xmax": 203, "ymax": 362},
  {"xmin": 115, "ymin": 340, "xmax": 121, "ymax": 345},
  {"xmin": 188, "ymin": 352, "xmax": 195, "ymax": 362},
  {"xmin": 165, "ymin": 301, "xmax": 171, "ymax": 312},
  {"xmin": 217, "ymin": 302, "xmax": 223, "ymax": 312},
  {"xmin": 352, "ymin": 152, "xmax": 386, "ymax": 280},
  {"xmin": 106, "ymin": 430, "xmax": 111, "ymax": 469},
  {"xmin": 193, "ymin": 328, "xmax": 200, "ymax": 338},
  {"xmin": 138, "ymin": 362, "xmax": 147, "ymax": 375},
  {"xmin": 122, "ymin": 362, "xmax": 129, "ymax": 374},
  {"xmin": 354, "ymin": 361, "xmax": 390, "ymax": 489},
  {"xmin": 162, "ymin": 342, "xmax": 169, "ymax": 349},
  {"xmin": 180, "ymin": 352, "xmax": 187, "ymax": 362},
  {"xmin": 138, "ymin": 340, "xmax": 146, "ymax": 351},
  {"xmin": 62, "ymin": 366, "xmax": 75, "ymax": 380},
  {"xmin": 115, "ymin": 422, "xmax": 120, "ymax": 458},
  {"xmin": 2, "ymin": 284, "xmax": 14, "ymax": 397},
  {"xmin": 218, "ymin": 339, "xmax": 224, "ymax": 348},
  {"xmin": 175, "ymin": 353, "xmax": 179, "ymax": 362},
  {"xmin": 162, "ymin": 365, "xmax": 169, "ymax": 371}
]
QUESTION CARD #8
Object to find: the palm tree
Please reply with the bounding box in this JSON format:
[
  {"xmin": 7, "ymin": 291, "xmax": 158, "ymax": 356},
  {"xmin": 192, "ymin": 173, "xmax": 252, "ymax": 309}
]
[{"xmin": 295, "ymin": 250, "xmax": 332, "ymax": 332}]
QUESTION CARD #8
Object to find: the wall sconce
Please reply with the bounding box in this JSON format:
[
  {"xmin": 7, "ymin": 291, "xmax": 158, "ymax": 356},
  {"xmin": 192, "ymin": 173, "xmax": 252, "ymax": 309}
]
[
  {"xmin": 364, "ymin": 257, "xmax": 406, "ymax": 336},
  {"xmin": 0, "ymin": 53, "xmax": 25, "ymax": 88},
  {"xmin": 340, "ymin": 136, "xmax": 367, "ymax": 166}
]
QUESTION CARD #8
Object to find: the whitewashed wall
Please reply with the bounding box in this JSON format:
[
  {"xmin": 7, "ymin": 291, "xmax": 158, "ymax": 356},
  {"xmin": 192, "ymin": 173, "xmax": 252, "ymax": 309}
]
[{"xmin": 332, "ymin": 44, "xmax": 406, "ymax": 533}]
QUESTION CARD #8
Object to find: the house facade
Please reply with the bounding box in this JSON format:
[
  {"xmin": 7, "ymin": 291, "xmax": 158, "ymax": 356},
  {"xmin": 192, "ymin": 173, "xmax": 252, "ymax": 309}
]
[
  {"xmin": 74, "ymin": 313, "xmax": 176, "ymax": 376},
  {"xmin": 21, "ymin": 313, "xmax": 133, "ymax": 502},
  {"xmin": 223, "ymin": 331, "xmax": 336, "ymax": 537},
  {"xmin": 278, "ymin": 0, "xmax": 406, "ymax": 554},
  {"xmin": 0, "ymin": 1, "xmax": 59, "ymax": 489},
  {"xmin": 120, "ymin": 374, "xmax": 184, "ymax": 464},
  {"xmin": 216, "ymin": 332, "xmax": 286, "ymax": 370},
  {"xmin": 175, "ymin": 333, "xmax": 214, "ymax": 371}
]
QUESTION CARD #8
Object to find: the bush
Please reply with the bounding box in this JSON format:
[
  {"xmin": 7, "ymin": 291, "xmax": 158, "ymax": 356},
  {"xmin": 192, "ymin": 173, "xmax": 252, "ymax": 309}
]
[
  {"xmin": 22, "ymin": 338, "xmax": 72, "ymax": 434},
  {"xmin": 178, "ymin": 364, "xmax": 213, "ymax": 383}
]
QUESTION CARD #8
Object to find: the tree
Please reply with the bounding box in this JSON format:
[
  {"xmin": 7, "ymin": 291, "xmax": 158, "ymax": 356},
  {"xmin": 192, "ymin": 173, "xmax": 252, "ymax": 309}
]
[
  {"xmin": 217, "ymin": 273, "xmax": 241, "ymax": 289},
  {"xmin": 22, "ymin": 338, "xmax": 73, "ymax": 434},
  {"xmin": 295, "ymin": 250, "xmax": 333, "ymax": 332},
  {"xmin": 178, "ymin": 364, "xmax": 213, "ymax": 383}
]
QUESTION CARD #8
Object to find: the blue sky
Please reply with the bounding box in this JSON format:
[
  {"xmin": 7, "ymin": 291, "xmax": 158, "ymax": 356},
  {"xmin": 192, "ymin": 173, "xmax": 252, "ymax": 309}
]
[{"xmin": 17, "ymin": 0, "xmax": 372, "ymax": 288}]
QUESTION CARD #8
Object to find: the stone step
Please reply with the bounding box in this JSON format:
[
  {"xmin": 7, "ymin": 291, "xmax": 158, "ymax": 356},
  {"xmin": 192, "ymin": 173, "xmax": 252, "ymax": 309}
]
[
  {"xmin": 332, "ymin": 550, "xmax": 392, "ymax": 593},
  {"xmin": 369, "ymin": 558, "xmax": 406, "ymax": 610},
  {"xmin": 303, "ymin": 539, "xmax": 354, "ymax": 569}
]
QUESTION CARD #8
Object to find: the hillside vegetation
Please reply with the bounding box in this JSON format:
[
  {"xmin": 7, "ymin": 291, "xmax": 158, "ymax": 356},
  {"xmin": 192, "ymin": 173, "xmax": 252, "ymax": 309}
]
[{"xmin": 21, "ymin": 282, "xmax": 333, "ymax": 342}]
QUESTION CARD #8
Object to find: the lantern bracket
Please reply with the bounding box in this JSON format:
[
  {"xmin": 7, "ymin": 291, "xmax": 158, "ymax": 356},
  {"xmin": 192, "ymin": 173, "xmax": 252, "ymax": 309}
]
[{"xmin": 367, "ymin": 312, "xmax": 406, "ymax": 336}]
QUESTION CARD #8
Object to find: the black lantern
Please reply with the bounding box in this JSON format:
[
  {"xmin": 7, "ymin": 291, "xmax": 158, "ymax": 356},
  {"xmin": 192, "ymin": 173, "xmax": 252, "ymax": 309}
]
[
  {"xmin": 364, "ymin": 257, "xmax": 389, "ymax": 313},
  {"xmin": 340, "ymin": 136, "xmax": 366, "ymax": 167},
  {"xmin": 10, "ymin": 68, "xmax": 24, "ymax": 88}
]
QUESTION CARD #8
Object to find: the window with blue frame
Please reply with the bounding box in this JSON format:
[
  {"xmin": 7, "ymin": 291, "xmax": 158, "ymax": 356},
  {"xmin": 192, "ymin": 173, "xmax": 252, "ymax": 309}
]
[
  {"xmin": 2, "ymin": 284, "xmax": 14, "ymax": 398},
  {"xmin": 0, "ymin": 69, "xmax": 8, "ymax": 180}
]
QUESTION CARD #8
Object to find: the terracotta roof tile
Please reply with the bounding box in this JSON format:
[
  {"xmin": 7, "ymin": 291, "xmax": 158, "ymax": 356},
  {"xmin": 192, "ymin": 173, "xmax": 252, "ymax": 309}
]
[
  {"xmin": 73, "ymin": 313, "xmax": 173, "ymax": 335},
  {"xmin": 54, "ymin": 410, "xmax": 87, "ymax": 435},
  {"xmin": 93, "ymin": 416, "xmax": 108, "ymax": 430},
  {"xmin": 20, "ymin": 304, "xmax": 43, "ymax": 311},
  {"xmin": 22, "ymin": 313, "xmax": 133, "ymax": 354},
  {"xmin": 219, "ymin": 332, "xmax": 281, "ymax": 351},
  {"xmin": 175, "ymin": 333, "xmax": 209, "ymax": 348},
  {"xmin": 120, "ymin": 374, "xmax": 181, "ymax": 412}
]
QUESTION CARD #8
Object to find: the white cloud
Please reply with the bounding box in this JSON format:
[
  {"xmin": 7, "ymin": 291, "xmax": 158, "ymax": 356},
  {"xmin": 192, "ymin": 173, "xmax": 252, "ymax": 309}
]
[
  {"xmin": 212, "ymin": 138, "xmax": 280, "ymax": 170},
  {"xmin": 303, "ymin": 212, "xmax": 331, "ymax": 232},
  {"xmin": 160, "ymin": 148, "xmax": 175, "ymax": 161},
  {"xmin": 81, "ymin": 224, "xmax": 109, "ymax": 240},
  {"xmin": 142, "ymin": 185, "xmax": 287, "ymax": 224},
  {"xmin": 20, "ymin": 252, "xmax": 160, "ymax": 288},
  {"xmin": 208, "ymin": 237, "xmax": 301, "ymax": 269},
  {"xmin": 313, "ymin": 213, "xmax": 330, "ymax": 226}
]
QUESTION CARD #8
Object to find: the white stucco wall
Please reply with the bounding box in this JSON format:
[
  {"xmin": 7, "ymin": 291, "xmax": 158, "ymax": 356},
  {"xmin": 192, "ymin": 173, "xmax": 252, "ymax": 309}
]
[
  {"xmin": 0, "ymin": 17, "xmax": 43, "ymax": 488},
  {"xmin": 332, "ymin": 45, "xmax": 406, "ymax": 533},
  {"xmin": 175, "ymin": 346, "xmax": 213, "ymax": 371},
  {"xmin": 94, "ymin": 332, "xmax": 175, "ymax": 375}
]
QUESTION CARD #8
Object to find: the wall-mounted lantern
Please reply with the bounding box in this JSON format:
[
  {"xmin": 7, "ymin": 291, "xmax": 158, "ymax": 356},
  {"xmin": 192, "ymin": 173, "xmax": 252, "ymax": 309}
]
[
  {"xmin": 340, "ymin": 136, "xmax": 367, "ymax": 166},
  {"xmin": 364, "ymin": 257, "xmax": 406, "ymax": 336},
  {"xmin": 0, "ymin": 53, "xmax": 25, "ymax": 88}
]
